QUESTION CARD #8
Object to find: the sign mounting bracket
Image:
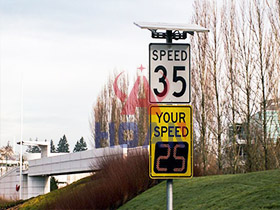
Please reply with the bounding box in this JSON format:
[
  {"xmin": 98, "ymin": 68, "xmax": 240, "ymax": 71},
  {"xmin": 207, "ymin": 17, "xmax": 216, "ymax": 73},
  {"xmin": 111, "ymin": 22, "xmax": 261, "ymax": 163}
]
[
  {"xmin": 149, "ymin": 29, "xmax": 189, "ymax": 41},
  {"xmin": 134, "ymin": 21, "xmax": 208, "ymax": 42}
]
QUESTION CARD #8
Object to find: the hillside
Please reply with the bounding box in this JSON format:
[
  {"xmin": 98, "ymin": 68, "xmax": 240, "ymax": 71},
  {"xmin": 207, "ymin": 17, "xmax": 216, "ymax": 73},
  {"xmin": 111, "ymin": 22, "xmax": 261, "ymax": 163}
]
[
  {"xmin": 11, "ymin": 170, "xmax": 280, "ymax": 209},
  {"xmin": 18, "ymin": 176, "xmax": 93, "ymax": 210},
  {"xmin": 15, "ymin": 150, "xmax": 154, "ymax": 209},
  {"xmin": 119, "ymin": 170, "xmax": 280, "ymax": 210}
]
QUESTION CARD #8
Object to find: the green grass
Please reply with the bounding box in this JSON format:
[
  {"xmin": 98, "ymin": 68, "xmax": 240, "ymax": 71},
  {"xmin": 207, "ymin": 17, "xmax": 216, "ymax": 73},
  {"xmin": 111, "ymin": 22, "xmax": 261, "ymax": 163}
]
[
  {"xmin": 119, "ymin": 170, "xmax": 280, "ymax": 210},
  {"xmin": 16, "ymin": 150, "xmax": 153, "ymax": 209},
  {"xmin": 15, "ymin": 170, "xmax": 280, "ymax": 210},
  {"xmin": 18, "ymin": 175, "xmax": 92, "ymax": 210},
  {"xmin": 0, "ymin": 199, "xmax": 26, "ymax": 210}
]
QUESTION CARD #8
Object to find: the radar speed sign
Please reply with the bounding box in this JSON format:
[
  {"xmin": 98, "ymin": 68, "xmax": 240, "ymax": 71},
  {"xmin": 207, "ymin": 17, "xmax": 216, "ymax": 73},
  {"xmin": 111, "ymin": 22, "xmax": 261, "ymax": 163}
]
[
  {"xmin": 149, "ymin": 105, "xmax": 193, "ymax": 179},
  {"xmin": 149, "ymin": 43, "xmax": 190, "ymax": 103}
]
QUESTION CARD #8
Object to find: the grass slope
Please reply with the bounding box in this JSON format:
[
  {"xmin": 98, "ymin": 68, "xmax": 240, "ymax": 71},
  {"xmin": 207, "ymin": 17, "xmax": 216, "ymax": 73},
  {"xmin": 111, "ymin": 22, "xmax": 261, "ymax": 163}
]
[
  {"xmin": 18, "ymin": 176, "xmax": 92, "ymax": 210},
  {"xmin": 119, "ymin": 170, "xmax": 280, "ymax": 210},
  {"xmin": 17, "ymin": 151, "xmax": 154, "ymax": 209}
]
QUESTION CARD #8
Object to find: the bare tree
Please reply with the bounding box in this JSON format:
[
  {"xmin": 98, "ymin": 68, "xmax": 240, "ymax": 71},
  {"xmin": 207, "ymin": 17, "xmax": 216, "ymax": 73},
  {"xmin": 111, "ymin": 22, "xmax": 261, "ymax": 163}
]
[
  {"xmin": 192, "ymin": 0, "xmax": 215, "ymax": 175},
  {"xmin": 250, "ymin": 0, "xmax": 278, "ymax": 170},
  {"xmin": 266, "ymin": 0, "xmax": 280, "ymax": 168},
  {"xmin": 90, "ymin": 72, "xmax": 127, "ymax": 148},
  {"xmin": 206, "ymin": 0, "xmax": 225, "ymax": 173},
  {"xmin": 234, "ymin": 0, "xmax": 259, "ymax": 172},
  {"xmin": 0, "ymin": 142, "xmax": 14, "ymax": 171},
  {"xmin": 135, "ymin": 72, "xmax": 149, "ymax": 146},
  {"xmin": 94, "ymin": 86, "xmax": 109, "ymax": 147},
  {"xmin": 221, "ymin": 0, "xmax": 241, "ymax": 173},
  {"xmin": 90, "ymin": 70, "xmax": 150, "ymax": 148},
  {"xmin": 109, "ymin": 72, "xmax": 129, "ymax": 146}
]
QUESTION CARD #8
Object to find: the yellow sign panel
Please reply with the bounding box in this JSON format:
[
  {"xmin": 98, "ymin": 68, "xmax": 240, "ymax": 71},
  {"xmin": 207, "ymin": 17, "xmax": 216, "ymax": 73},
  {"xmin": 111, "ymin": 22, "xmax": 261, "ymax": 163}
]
[{"xmin": 149, "ymin": 105, "xmax": 193, "ymax": 179}]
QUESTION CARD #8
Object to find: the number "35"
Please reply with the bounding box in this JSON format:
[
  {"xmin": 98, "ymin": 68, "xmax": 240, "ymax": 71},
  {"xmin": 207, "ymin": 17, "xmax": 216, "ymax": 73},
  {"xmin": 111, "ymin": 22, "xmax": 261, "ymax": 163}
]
[{"xmin": 153, "ymin": 66, "xmax": 186, "ymax": 98}]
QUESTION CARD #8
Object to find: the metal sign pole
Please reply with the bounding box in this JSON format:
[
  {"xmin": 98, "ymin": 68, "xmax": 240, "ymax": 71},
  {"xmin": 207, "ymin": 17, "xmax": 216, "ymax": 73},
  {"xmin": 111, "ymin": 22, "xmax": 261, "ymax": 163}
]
[
  {"xmin": 134, "ymin": 21, "xmax": 209, "ymax": 210},
  {"xmin": 165, "ymin": 30, "xmax": 173, "ymax": 210},
  {"xmin": 167, "ymin": 179, "xmax": 173, "ymax": 210}
]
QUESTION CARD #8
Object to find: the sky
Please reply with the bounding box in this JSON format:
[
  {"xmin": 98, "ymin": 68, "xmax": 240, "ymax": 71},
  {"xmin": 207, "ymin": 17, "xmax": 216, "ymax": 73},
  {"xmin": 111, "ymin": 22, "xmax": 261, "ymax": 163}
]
[{"xmin": 0, "ymin": 0, "xmax": 194, "ymax": 152}]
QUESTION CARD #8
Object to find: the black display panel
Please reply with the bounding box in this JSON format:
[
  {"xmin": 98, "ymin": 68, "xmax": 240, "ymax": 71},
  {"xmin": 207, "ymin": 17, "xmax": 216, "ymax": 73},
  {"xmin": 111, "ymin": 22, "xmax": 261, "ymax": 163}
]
[{"xmin": 154, "ymin": 142, "xmax": 188, "ymax": 173}]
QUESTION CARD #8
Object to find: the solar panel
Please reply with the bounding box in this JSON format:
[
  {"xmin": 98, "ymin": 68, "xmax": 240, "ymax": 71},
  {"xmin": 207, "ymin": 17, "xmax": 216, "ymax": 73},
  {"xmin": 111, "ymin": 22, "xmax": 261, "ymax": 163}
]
[{"xmin": 134, "ymin": 21, "xmax": 209, "ymax": 33}]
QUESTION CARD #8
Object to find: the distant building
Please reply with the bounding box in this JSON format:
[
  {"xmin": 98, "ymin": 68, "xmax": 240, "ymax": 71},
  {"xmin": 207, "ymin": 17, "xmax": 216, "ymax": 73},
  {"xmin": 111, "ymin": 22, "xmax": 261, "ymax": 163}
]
[
  {"xmin": 253, "ymin": 99, "xmax": 280, "ymax": 142},
  {"xmin": 228, "ymin": 99, "xmax": 280, "ymax": 158},
  {"xmin": 0, "ymin": 159, "xmax": 18, "ymax": 176},
  {"xmin": 228, "ymin": 122, "xmax": 247, "ymax": 158},
  {"xmin": 0, "ymin": 153, "xmax": 39, "ymax": 177}
]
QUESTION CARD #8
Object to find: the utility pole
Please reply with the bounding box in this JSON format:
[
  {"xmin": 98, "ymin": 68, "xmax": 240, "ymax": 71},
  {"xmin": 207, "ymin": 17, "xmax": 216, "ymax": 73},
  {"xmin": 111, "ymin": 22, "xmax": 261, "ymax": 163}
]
[{"xmin": 19, "ymin": 73, "xmax": 23, "ymax": 200}]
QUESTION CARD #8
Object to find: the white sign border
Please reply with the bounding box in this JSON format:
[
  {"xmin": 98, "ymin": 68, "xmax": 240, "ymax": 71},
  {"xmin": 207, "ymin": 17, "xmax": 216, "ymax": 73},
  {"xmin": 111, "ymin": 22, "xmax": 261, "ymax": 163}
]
[{"xmin": 149, "ymin": 43, "xmax": 191, "ymax": 104}]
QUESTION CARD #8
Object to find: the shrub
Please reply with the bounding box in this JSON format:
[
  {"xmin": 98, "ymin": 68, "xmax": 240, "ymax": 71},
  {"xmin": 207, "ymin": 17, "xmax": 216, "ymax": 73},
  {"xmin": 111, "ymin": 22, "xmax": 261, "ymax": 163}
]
[
  {"xmin": 0, "ymin": 197, "xmax": 25, "ymax": 210},
  {"xmin": 51, "ymin": 148, "xmax": 158, "ymax": 209}
]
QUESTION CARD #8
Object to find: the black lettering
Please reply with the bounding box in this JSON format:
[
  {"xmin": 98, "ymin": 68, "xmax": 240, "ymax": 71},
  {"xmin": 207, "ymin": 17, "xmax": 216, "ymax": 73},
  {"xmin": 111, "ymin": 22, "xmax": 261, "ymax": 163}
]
[
  {"xmin": 168, "ymin": 126, "xmax": 174, "ymax": 137},
  {"xmin": 161, "ymin": 126, "xmax": 168, "ymax": 136},
  {"xmin": 163, "ymin": 113, "xmax": 170, "ymax": 123},
  {"xmin": 168, "ymin": 50, "xmax": 172, "ymax": 61},
  {"xmin": 156, "ymin": 112, "xmax": 163, "ymax": 123},
  {"xmin": 152, "ymin": 50, "xmax": 158, "ymax": 61},
  {"xmin": 174, "ymin": 50, "xmax": 179, "ymax": 61},
  {"xmin": 181, "ymin": 51, "xmax": 187, "ymax": 61},
  {"xmin": 171, "ymin": 112, "xmax": 178, "ymax": 123},
  {"xmin": 182, "ymin": 127, "xmax": 188, "ymax": 137},
  {"xmin": 160, "ymin": 50, "xmax": 166, "ymax": 60},
  {"xmin": 154, "ymin": 126, "xmax": 160, "ymax": 137},
  {"xmin": 179, "ymin": 112, "xmax": 185, "ymax": 123},
  {"xmin": 153, "ymin": 66, "xmax": 168, "ymax": 97},
  {"xmin": 175, "ymin": 126, "xmax": 180, "ymax": 137}
]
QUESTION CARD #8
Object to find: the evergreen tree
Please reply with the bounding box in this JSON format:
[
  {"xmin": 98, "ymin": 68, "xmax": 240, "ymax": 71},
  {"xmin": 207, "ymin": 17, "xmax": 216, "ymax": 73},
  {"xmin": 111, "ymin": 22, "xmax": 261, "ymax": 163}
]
[
  {"xmin": 50, "ymin": 140, "xmax": 56, "ymax": 153},
  {"xmin": 79, "ymin": 137, "xmax": 87, "ymax": 151},
  {"xmin": 26, "ymin": 138, "xmax": 41, "ymax": 153},
  {"xmin": 26, "ymin": 146, "xmax": 41, "ymax": 153},
  {"xmin": 73, "ymin": 137, "xmax": 87, "ymax": 152},
  {"xmin": 56, "ymin": 135, "xmax": 70, "ymax": 153},
  {"xmin": 50, "ymin": 177, "xmax": 58, "ymax": 191}
]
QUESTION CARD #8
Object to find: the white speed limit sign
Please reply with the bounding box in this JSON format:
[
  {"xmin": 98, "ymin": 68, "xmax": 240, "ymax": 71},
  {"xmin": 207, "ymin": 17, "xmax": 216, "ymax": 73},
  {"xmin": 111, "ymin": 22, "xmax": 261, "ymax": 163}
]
[{"xmin": 149, "ymin": 43, "xmax": 190, "ymax": 103}]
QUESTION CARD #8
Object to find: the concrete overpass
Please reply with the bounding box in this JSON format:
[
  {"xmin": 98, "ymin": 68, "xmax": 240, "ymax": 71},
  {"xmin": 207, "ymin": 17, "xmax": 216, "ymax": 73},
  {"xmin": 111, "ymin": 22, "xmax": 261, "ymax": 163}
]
[
  {"xmin": 0, "ymin": 144, "xmax": 126, "ymax": 200},
  {"xmin": 28, "ymin": 146, "xmax": 124, "ymax": 176}
]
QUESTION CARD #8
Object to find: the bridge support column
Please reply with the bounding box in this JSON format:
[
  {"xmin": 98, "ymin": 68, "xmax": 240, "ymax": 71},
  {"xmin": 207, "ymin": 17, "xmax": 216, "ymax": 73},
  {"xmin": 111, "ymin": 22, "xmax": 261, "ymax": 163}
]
[
  {"xmin": 27, "ymin": 176, "xmax": 50, "ymax": 198},
  {"xmin": 39, "ymin": 145, "xmax": 50, "ymax": 158}
]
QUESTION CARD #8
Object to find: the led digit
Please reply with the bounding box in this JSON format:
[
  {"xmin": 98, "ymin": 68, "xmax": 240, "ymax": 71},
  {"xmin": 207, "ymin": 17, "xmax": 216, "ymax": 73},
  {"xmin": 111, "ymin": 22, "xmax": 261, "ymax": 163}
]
[
  {"xmin": 156, "ymin": 144, "xmax": 171, "ymax": 172},
  {"xmin": 173, "ymin": 144, "xmax": 186, "ymax": 172}
]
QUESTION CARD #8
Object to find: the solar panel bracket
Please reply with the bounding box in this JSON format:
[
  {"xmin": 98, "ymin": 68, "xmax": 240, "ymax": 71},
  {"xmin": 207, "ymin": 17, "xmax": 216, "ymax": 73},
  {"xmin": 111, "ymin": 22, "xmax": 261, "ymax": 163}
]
[
  {"xmin": 149, "ymin": 29, "xmax": 190, "ymax": 41},
  {"xmin": 134, "ymin": 21, "xmax": 209, "ymax": 42}
]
